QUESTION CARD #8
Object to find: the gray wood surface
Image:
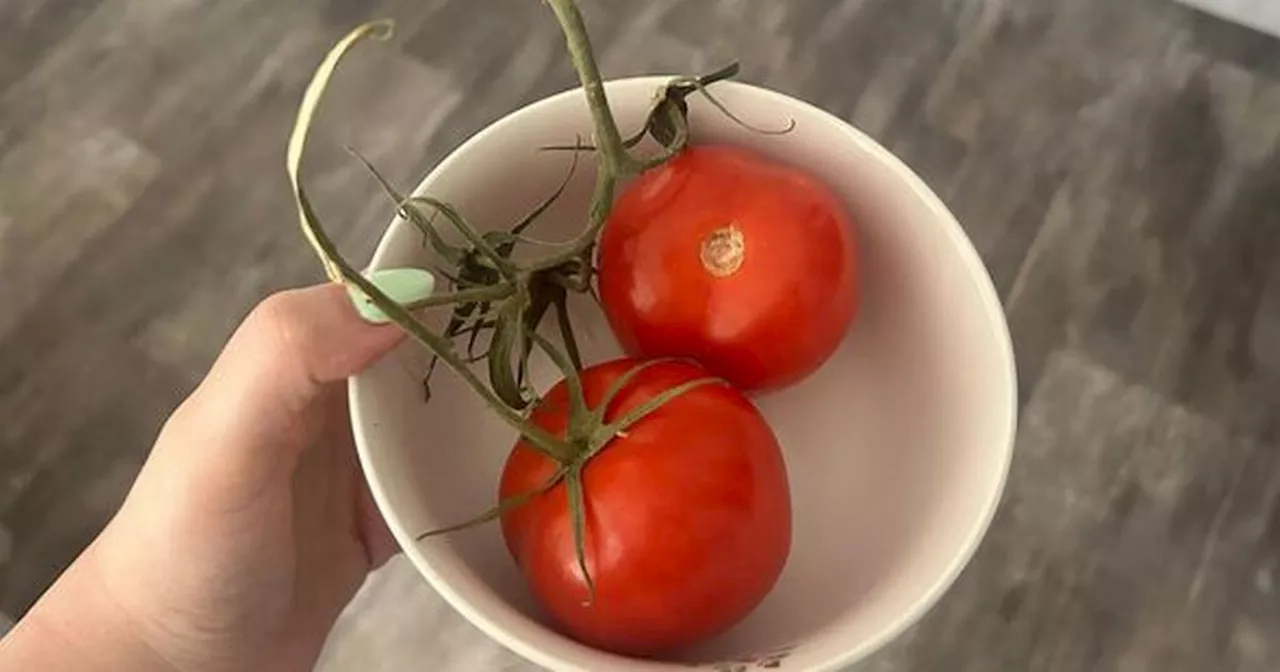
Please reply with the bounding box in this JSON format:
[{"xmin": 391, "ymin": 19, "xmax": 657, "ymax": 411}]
[
  {"xmin": 1178, "ymin": 0, "xmax": 1280, "ymax": 39},
  {"xmin": 2, "ymin": 0, "xmax": 1280, "ymax": 670}
]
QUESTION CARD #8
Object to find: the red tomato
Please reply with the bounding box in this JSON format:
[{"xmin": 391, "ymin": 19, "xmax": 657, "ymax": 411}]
[
  {"xmin": 597, "ymin": 144, "xmax": 859, "ymax": 392},
  {"xmin": 499, "ymin": 358, "xmax": 791, "ymax": 656}
]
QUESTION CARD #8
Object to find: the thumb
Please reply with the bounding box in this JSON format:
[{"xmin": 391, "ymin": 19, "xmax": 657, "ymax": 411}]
[
  {"xmin": 195, "ymin": 282, "xmax": 404, "ymax": 438},
  {"xmin": 160, "ymin": 276, "xmax": 428, "ymax": 495}
]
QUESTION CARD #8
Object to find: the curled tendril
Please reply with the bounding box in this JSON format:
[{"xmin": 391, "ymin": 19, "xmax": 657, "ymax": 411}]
[{"xmin": 288, "ymin": 0, "xmax": 787, "ymax": 595}]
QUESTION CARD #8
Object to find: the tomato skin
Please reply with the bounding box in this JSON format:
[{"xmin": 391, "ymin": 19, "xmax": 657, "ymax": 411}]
[
  {"xmin": 499, "ymin": 358, "xmax": 791, "ymax": 656},
  {"xmin": 598, "ymin": 144, "xmax": 859, "ymax": 392}
]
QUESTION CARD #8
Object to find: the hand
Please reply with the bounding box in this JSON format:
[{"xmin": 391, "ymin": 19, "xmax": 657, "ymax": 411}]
[{"xmin": 0, "ymin": 282, "xmax": 418, "ymax": 672}]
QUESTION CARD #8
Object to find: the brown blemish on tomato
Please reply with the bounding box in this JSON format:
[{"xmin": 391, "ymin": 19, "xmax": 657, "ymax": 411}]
[{"xmin": 700, "ymin": 225, "xmax": 745, "ymax": 278}]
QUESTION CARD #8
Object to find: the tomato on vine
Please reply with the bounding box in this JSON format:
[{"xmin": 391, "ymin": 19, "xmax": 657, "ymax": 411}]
[
  {"xmin": 498, "ymin": 358, "xmax": 791, "ymax": 656},
  {"xmin": 598, "ymin": 145, "xmax": 859, "ymax": 392},
  {"xmin": 290, "ymin": 5, "xmax": 812, "ymax": 659}
]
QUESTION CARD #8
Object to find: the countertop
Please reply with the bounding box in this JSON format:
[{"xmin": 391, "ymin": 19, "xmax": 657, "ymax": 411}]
[{"xmin": 2, "ymin": 1, "xmax": 1279, "ymax": 670}]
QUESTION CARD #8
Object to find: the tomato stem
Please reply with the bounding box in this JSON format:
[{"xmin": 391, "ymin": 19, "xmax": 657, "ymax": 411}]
[
  {"xmin": 285, "ymin": 7, "xmax": 761, "ymax": 588},
  {"xmin": 565, "ymin": 466, "xmax": 596, "ymax": 604},
  {"xmin": 523, "ymin": 0, "xmax": 661, "ymax": 273},
  {"xmin": 287, "ymin": 22, "xmax": 568, "ymax": 461},
  {"xmin": 348, "ymin": 146, "xmax": 467, "ymax": 265},
  {"xmin": 416, "ymin": 465, "xmax": 570, "ymax": 541},
  {"xmin": 552, "ymin": 293, "xmax": 583, "ymax": 371},
  {"xmin": 585, "ymin": 358, "xmax": 679, "ymax": 426},
  {"xmin": 403, "ymin": 283, "xmax": 515, "ymax": 310},
  {"xmin": 586, "ymin": 377, "xmax": 726, "ymax": 458},
  {"xmin": 544, "ymin": 0, "xmax": 631, "ymax": 174},
  {"xmin": 404, "ymin": 195, "xmax": 520, "ymax": 279},
  {"xmin": 527, "ymin": 330, "xmax": 591, "ymax": 436},
  {"xmin": 286, "ymin": 4, "xmax": 738, "ymax": 423},
  {"xmin": 670, "ymin": 72, "xmax": 797, "ymax": 136}
]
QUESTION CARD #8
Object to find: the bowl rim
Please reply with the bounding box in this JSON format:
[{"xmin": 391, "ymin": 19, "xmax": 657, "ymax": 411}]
[{"xmin": 349, "ymin": 76, "xmax": 1018, "ymax": 672}]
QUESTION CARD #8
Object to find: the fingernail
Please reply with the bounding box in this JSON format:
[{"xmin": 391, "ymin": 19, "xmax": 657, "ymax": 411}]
[{"xmin": 348, "ymin": 267, "xmax": 435, "ymax": 324}]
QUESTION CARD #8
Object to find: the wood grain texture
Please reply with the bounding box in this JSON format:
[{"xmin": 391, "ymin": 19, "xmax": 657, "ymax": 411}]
[{"xmin": 2, "ymin": 0, "xmax": 1279, "ymax": 670}]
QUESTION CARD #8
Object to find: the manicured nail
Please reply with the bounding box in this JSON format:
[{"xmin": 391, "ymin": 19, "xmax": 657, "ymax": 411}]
[{"xmin": 348, "ymin": 267, "xmax": 435, "ymax": 324}]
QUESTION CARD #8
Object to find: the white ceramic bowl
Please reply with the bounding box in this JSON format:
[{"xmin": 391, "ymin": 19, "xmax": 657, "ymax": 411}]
[{"xmin": 350, "ymin": 78, "xmax": 1016, "ymax": 671}]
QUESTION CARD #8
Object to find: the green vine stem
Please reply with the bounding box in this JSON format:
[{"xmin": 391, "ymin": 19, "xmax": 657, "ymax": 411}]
[
  {"xmin": 416, "ymin": 465, "xmax": 570, "ymax": 540},
  {"xmin": 525, "ymin": 0, "xmax": 651, "ymax": 272},
  {"xmin": 404, "ymin": 283, "xmax": 514, "ymax": 311},
  {"xmin": 565, "ymin": 468, "xmax": 594, "ymax": 600},
  {"xmin": 286, "ymin": 1, "xmax": 756, "ymax": 595},
  {"xmin": 285, "ymin": 5, "xmax": 662, "ymax": 443},
  {"xmin": 286, "ymin": 20, "xmax": 566, "ymax": 461},
  {"xmin": 544, "ymin": 0, "xmax": 631, "ymax": 174}
]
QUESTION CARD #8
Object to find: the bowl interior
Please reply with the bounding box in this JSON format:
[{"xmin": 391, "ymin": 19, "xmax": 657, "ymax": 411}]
[{"xmin": 351, "ymin": 78, "xmax": 1015, "ymax": 672}]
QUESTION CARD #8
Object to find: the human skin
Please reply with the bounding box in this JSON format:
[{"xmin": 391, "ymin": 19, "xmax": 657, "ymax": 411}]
[{"xmin": 0, "ymin": 283, "xmax": 410, "ymax": 672}]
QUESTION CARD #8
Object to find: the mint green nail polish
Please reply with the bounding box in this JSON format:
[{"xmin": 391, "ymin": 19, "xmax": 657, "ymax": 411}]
[{"xmin": 349, "ymin": 267, "xmax": 435, "ymax": 323}]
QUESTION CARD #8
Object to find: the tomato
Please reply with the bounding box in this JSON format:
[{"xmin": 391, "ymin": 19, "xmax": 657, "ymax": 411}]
[
  {"xmin": 597, "ymin": 144, "xmax": 859, "ymax": 392},
  {"xmin": 498, "ymin": 358, "xmax": 791, "ymax": 656}
]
